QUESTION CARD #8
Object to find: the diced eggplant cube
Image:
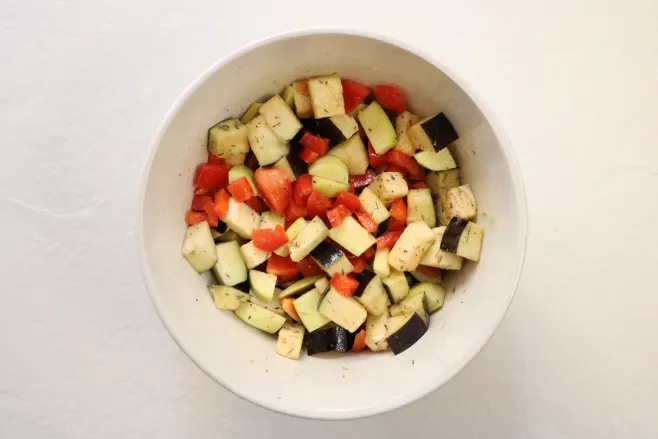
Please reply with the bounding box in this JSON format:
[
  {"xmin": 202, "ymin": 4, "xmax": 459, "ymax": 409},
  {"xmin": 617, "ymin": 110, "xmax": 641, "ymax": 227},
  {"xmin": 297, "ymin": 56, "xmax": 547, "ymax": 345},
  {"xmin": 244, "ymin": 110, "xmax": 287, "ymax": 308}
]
[{"xmin": 409, "ymin": 112, "xmax": 459, "ymax": 152}]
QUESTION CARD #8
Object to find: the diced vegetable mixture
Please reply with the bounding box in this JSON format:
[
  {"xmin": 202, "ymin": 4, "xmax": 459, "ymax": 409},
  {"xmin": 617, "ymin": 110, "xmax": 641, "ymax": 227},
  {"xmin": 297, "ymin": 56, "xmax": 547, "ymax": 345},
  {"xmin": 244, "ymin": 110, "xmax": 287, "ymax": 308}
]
[{"xmin": 181, "ymin": 75, "xmax": 485, "ymax": 359}]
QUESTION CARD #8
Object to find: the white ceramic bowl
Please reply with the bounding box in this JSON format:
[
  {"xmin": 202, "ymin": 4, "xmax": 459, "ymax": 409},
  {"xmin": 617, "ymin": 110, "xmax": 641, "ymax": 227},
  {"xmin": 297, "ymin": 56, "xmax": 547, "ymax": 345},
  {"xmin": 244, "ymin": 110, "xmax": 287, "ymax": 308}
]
[{"xmin": 137, "ymin": 30, "xmax": 526, "ymax": 420}]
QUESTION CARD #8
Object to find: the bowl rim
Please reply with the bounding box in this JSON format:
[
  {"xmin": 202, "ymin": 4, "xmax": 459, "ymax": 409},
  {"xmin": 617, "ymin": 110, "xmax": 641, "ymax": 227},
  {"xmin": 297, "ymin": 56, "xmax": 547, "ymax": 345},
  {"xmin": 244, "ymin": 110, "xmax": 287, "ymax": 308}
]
[{"xmin": 136, "ymin": 27, "xmax": 528, "ymax": 420}]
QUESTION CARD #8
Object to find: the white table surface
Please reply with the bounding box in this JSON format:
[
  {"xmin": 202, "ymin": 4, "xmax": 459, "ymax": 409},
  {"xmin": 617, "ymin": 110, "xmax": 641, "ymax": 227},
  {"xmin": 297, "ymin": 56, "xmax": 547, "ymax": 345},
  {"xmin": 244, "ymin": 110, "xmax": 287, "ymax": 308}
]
[{"xmin": 2, "ymin": 0, "xmax": 657, "ymax": 437}]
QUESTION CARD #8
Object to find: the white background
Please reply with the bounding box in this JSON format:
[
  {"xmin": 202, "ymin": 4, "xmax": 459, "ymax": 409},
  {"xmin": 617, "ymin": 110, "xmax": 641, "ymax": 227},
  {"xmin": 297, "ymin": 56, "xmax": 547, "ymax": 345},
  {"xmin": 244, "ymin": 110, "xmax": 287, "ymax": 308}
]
[{"xmin": 1, "ymin": 0, "xmax": 657, "ymax": 437}]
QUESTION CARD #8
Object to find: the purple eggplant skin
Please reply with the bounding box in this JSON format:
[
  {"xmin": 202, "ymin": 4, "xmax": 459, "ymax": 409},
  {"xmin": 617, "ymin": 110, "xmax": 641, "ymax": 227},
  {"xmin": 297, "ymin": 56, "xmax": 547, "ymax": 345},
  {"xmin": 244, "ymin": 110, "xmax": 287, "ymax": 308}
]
[
  {"xmin": 310, "ymin": 241, "xmax": 344, "ymax": 269},
  {"xmin": 376, "ymin": 218, "xmax": 390, "ymax": 236},
  {"xmin": 386, "ymin": 313, "xmax": 428, "ymax": 355},
  {"xmin": 231, "ymin": 280, "xmax": 251, "ymax": 294},
  {"xmin": 286, "ymin": 139, "xmax": 308, "ymax": 177},
  {"xmin": 352, "ymin": 271, "xmax": 377, "ymax": 298},
  {"xmin": 440, "ymin": 217, "xmax": 468, "ymax": 253},
  {"xmin": 305, "ymin": 326, "xmax": 355, "ymax": 355},
  {"xmin": 421, "ymin": 113, "xmax": 459, "ymax": 152}
]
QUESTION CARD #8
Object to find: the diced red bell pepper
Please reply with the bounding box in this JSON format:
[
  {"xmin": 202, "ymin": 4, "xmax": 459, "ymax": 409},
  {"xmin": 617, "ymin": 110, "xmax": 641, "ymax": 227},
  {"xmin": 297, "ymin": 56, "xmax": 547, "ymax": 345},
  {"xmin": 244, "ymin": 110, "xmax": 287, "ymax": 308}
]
[
  {"xmin": 306, "ymin": 190, "xmax": 333, "ymax": 220},
  {"xmin": 354, "ymin": 210, "xmax": 378, "ymax": 233},
  {"xmin": 244, "ymin": 196, "xmax": 268, "ymax": 213},
  {"xmin": 330, "ymin": 274, "xmax": 360, "ymax": 297},
  {"xmin": 202, "ymin": 197, "xmax": 219, "ymax": 227},
  {"xmin": 185, "ymin": 210, "xmax": 207, "ymax": 226},
  {"xmin": 300, "ymin": 132, "xmax": 330, "ymax": 156},
  {"xmin": 277, "ymin": 273, "xmax": 300, "ymax": 284},
  {"xmin": 374, "ymin": 85, "xmax": 406, "ymax": 114},
  {"xmin": 334, "ymin": 191, "xmax": 361, "ymax": 212},
  {"xmin": 348, "ymin": 256, "xmax": 367, "ymax": 274},
  {"xmin": 281, "ymin": 297, "xmax": 301, "ymax": 321},
  {"xmin": 285, "ymin": 199, "xmax": 307, "ymax": 222},
  {"xmin": 361, "ymin": 246, "xmax": 376, "ymax": 263},
  {"xmin": 266, "ymin": 253, "xmax": 299, "ymax": 277},
  {"xmin": 386, "ymin": 150, "xmax": 424, "ymax": 180},
  {"xmin": 214, "ymin": 189, "xmax": 230, "ymax": 221},
  {"xmin": 191, "ymin": 193, "xmax": 218, "ymax": 227},
  {"xmin": 352, "ymin": 329, "xmax": 367, "ymax": 352},
  {"xmin": 376, "ymin": 230, "xmax": 404, "ymax": 249},
  {"xmin": 348, "ymin": 169, "xmax": 376, "ymax": 191},
  {"xmin": 388, "ymin": 216, "xmax": 406, "ymax": 231},
  {"xmin": 410, "ymin": 181, "xmax": 428, "ymax": 189},
  {"xmin": 254, "ymin": 168, "xmax": 292, "ymax": 213},
  {"xmin": 416, "ymin": 265, "xmax": 442, "ymax": 278},
  {"xmin": 195, "ymin": 187, "xmax": 212, "ymax": 196},
  {"xmin": 368, "ymin": 143, "xmax": 389, "ymax": 168},
  {"xmin": 386, "ymin": 164, "xmax": 407, "ymax": 175},
  {"xmin": 299, "ymin": 256, "xmax": 324, "ymax": 277},
  {"xmin": 207, "ymin": 151, "xmax": 225, "ymax": 165},
  {"xmin": 327, "ymin": 204, "xmax": 352, "ymax": 228},
  {"xmin": 389, "ymin": 198, "xmax": 407, "ymax": 222},
  {"xmin": 342, "ymin": 79, "xmax": 371, "ymax": 114},
  {"xmin": 195, "ymin": 163, "xmax": 230, "ymax": 191},
  {"xmin": 191, "ymin": 195, "xmax": 212, "ymax": 212},
  {"xmin": 244, "ymin": 152, "xmax": 259, "ymax": 170},
  {"xmin": 300, "ymin": 148, "xmax": 320, "ymax": 164},
  {"xmin": 227, "ymin": 176, "xmax": 254, "ymax": 202},
  {"xmin": 252, "ymin": 225, "xmax": 289, "ymax": 252},
  {"xmin": 293, "ymin": 174, "xmax": 314, "ymax": 205}
]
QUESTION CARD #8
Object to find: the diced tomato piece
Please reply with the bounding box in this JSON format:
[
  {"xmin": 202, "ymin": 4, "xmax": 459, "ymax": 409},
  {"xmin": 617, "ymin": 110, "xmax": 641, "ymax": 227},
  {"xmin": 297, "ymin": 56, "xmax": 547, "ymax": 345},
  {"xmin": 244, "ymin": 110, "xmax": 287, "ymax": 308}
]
[
  {"xmin": 266, "ymin": 253, "xmax": 299, "ymax": 277},
  {"xmin": 376, "ymin": 230, "xmax": 404, "ymax": 249},
  {"xmin": 253, "ymin": 225, "xmax": 289, "ymax": 252},
  {"xmin": 389, "ymin": 198, "xmax": 407, "ymax": 222},
  {"xmin": 352, "ymin": 329, "xmax": 367, "ymax": 352},
  {"xmin": 207, "ymin": 151, "xmax": 225, "ymax": 165},
  {"xmin": 327, "ymin": 204, "xmax": 352, "ymax": 228},
  {"xmin": 227, "ymin": 176, "xmax": 254, "ymax": 202},
  {"xmin": 293, "ymin": 174, "xmax": 314, "ymax": 205},
  {"xmin": 361, "ymin": 246, "xmax": 376, "ymax": 262},
  {"xmin": 299, "ymin": 148, "xmax": 320, "ymax": 164},
  {"xmin": 411, "ymin": 181, "xmax": 428, "ymax": 189},
  {"xmin": 368, "ymin": 143, "xmax": 389, "ymax": 168},
  {"xmin": 214, "ymin": 189, "xmax": 230, "ymax": 221},
  {"xmin": 330, "ymin": 274, "xmax": 360, "ymax": 297},
  {"xmin": 386, "ymin": 150, "xmax": 424, "ymax": 180},
  {"xmin": 254, "ymin": 168, "xmax": 292, "ymax": 213},
  {"xmin": 191, "ymin": 195, "xmax": 212, "ymax": 212},
  {"xmin": 348, "ymin": 256, "xmax": 367, "ymax": 274},
  {"xmin": 281, "ymin": 297, "xmax": 301, "ymax": 321},
  {"xmin": 299, "ymin": 256, "xmax": 324, "ymax": 277},
  {"xmin": 388, "ymin": 216, "xmax": 406, "ymax": 231},
  {"xmin": 244, "ymin": 152, "xmax": 259, "ymax": 170},
  {"xmin": 245, "ymin": 196, "xmax": 268, "ymax": 213},
  {"xmin": 195, "ymin": 163, "xmax": 230, "ymax": 191},
  {"xmin": 354, "ymin": 210, "xmax": 378, "ymax": 233},
  {"xmin": 285, "ymin": 199, "xmax": 307, "ymax": 222},
  {"xmin": 416, "ymin": 265, "xmax": 442, "ymax": 278},
  {"xmin": 342, "ymin": 79, "xmax": 371, "ymax": 114},
  {"xmin": 306, "ymin": 190, "xmax": 333, "ymax": 219},
  {"xmin": 348, "ymin": 169, "xmax": 376, "ymax": 191},
  {"xmin": 374, "ymin": 85, "xmax": 406, "ymax": 114},
  {"xmin": 185, "ymin": 210, "xmax": 207, "ymax": 226},
  {"xmin": 334, "ymin": 191, "xmax": 361, "ymax": 212},
  {"xmin": 300, "ymin": 132, "xmax": 330, "ymax": 156}
]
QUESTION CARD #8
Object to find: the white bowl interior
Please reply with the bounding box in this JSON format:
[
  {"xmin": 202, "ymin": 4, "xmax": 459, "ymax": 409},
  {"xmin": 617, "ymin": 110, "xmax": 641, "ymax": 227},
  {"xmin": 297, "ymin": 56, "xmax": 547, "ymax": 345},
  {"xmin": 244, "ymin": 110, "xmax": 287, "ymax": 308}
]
[{"xmin": 139, "ymin": 32, "xmax": 526, "ymax": 419}]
